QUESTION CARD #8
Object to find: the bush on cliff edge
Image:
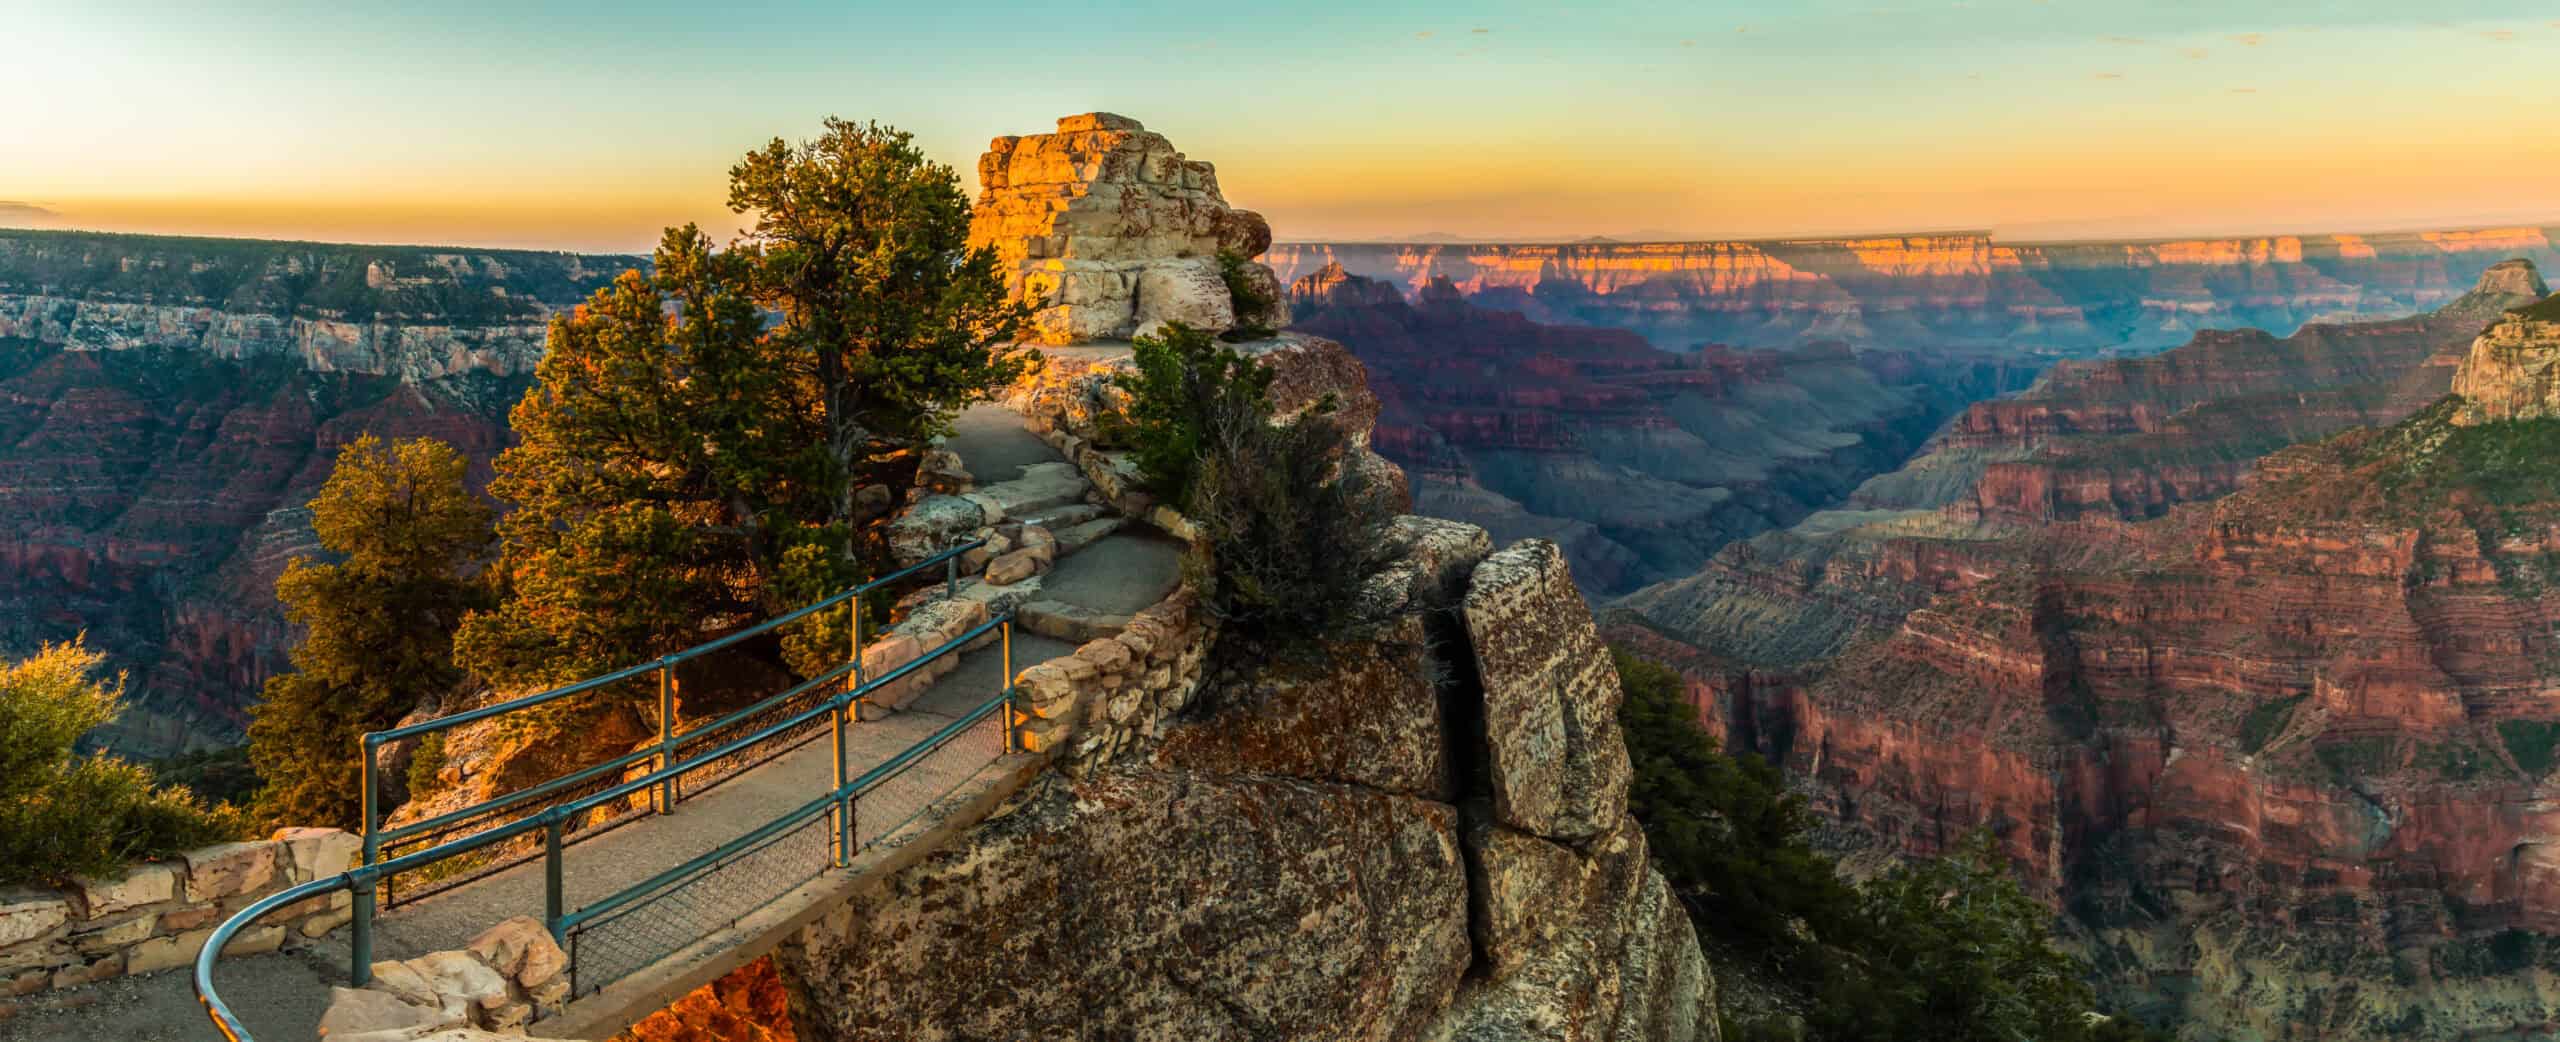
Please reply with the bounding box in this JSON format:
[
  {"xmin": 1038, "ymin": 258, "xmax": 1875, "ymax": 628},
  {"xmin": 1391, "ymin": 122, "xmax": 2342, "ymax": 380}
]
[
  {"xmin": 1115, "ymin": 323, "xmax": 1400, "ymax": 655},
  {"xmin": 0, "ymin": 639, "xmax": 247, "ymax": 884},
  {"xmin": 1612, "ymin": 647, "xmax": 2166, "ymax": 1042}
]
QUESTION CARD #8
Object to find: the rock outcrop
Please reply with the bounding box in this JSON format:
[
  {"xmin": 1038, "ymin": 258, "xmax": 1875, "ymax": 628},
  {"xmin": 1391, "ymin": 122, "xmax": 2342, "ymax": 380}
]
[
  {"xmin": 2452, "ymin": 282, "xmax": 2560, "ymax": 425},
  {"xmin": 968, "ymin": 113, "xmax": 1286, "ymax": 343},
  {"xmin": 771, "ymin": 532, "xmax": 1709, "ymax": 1042},
  {"xmin": 1269, "ymin": 228, "xmax": 2560, "ymax": 354}
]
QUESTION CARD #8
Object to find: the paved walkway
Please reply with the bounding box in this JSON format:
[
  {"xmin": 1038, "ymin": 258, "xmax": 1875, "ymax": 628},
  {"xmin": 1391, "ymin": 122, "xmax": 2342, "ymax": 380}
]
[{"xmin": 1, "ymin": 404, "xmax": 1176, "ymax": 1042}]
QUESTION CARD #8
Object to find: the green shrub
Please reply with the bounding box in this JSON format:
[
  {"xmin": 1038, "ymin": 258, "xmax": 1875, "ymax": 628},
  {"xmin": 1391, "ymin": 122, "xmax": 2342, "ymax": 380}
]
[
  {"xmin": 0, "ymin": 640, "xmax": 248, "ymax": 884},
  {"xmin": 1183, "ymin": 389, "xmax": 1402, "ymax": 650},
  {"xmin": 1217, "ymin": 249, "xmax": 1277, "ymax": 341},
  {"xmin": 1111, "ymin": 321, "xmax": 1276, "ymax": 508},
  {"xmin": 2240, "ymin": 694, "xmax": 2308, "ymax": 754},
  {"xmin": 2501, "ymin": 720, "xmax": 2560, "ymax": 775}
]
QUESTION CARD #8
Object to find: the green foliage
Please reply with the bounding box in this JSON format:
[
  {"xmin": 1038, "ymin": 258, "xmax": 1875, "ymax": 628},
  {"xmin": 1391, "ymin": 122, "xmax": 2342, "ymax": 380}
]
[
  {"xmin": 1612, "ymin": 647, "xmax": 2167, "ymax": 1042},
  {"xmin": 2240, "ymin": 694, "xmax": 2308, "ymax": 754},
  {"xmin": 0, "ymin": 639, "xmax": 247, "ymax": 884},
  {"xmin": 252, "ymin": 435, "xmax": 493, "ymax": 828},
  {"xmin": 1216, "ymin": 249, "xmax": 1277, "ymax": 341},
  {"xmin": 1112, "ymin": 321, "xmax": 1277, "ymax": 507},
  {"xmin": 728, "ymin": 117, "xmax": 1041, "ymax": 469},
  {"xmin": 405, "ymin": 732, "xmax": 449, "ymax": 801},
  {"xmin": 1615, "ymin": 651, "xmax": 1855, "ymax": 965},
  {"xmin": 2500, "ymin": 720, "xmax": 2560, "ymax": 775},
  {"xmin": 1846, "ymin": 831, "xmax": 2107, "ymax": 1042},
  {"xmin": 1181, "ymin": 376, "xmax": 1400, "ymax": 651},
  {"xmin": 463, "ymin": 118, "xmax": 1039, "ymax": 719},
  {"xmin": 152, "ymin": 746, "xmax": 258, "ymax": 808}
]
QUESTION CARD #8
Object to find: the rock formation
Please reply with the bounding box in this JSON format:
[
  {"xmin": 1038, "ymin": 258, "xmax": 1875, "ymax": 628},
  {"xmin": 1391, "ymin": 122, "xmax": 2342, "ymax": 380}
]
[
  {"xmin": 1268, "ymin": 227, "xmax": 2560, "ymax": 354},
  {"xmin": 738, "ymin": 118, "xmax": 1714, "ymax": 1042},
  {"xmin": 1613, "ymin": 261, "xmax": 2560, "ymax": 1038},
  {"xmin": 967, "ymin": 113, "xmax": 1286, "ymax": 343},
  {"xmin": 1289, "ymin": 264, "xmax": 2031, "ymax": 596},
  {"xmin": 2452, "ymin": 273, "xmax": 2560, "ymax": 425},
  {"xmin": 768, "ymin": 531, "xmax": 1710, "ymax": 1042}
]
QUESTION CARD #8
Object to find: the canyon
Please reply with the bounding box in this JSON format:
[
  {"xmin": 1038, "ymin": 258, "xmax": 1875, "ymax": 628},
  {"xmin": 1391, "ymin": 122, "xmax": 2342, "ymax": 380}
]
[
  {"xmin": 0, "ymin": 231, "xmax": 626, "ymax": 755},
  {"xmin": 1272, "ymin": 229, "xmax": 2560, "ymax": 356},
  {"xmin": 1289, "ymin": 264, "xmax": 2033, "ymax": 596},
  {"xmin": 1615, "ymin": 261, "xmax": 2560, "ymax": 1039}
]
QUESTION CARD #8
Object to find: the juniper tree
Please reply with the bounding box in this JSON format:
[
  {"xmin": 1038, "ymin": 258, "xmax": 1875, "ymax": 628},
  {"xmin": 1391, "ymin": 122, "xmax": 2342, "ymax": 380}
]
[{"xmin": 249, "ymin": 434, "xmax": 493, "ymax": 827}]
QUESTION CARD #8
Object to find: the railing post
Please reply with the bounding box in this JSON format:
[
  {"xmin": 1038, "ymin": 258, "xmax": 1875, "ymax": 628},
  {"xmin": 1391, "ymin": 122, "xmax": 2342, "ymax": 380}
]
[
  {"xmin": 849, "ymin": 602, "xmax": 865, "ymax": 721},
  {"xmin": 359, "ymin": 733, "xmax": 382, "ymax": 868},
  {"xmin": 1001, "ymin": 619, "xmax": 1016, "ymax": 754},
  {"xmin": 944, "ymin": 555, "xmax": 957, "ymax": 600},
  {"xmin": 830, "ymin": 697, "xmax": 851, "ymax": 868},
  {"xmin": 656, "ymin": 660, "xmax": 676, "ymax": 814},
  {"xmin": 349, "ymin": 874, "xmax": 375, "ymax": 987},
  {"xmin": 544, "ymin": 812, "xmax": 566, "ymax": 944}
]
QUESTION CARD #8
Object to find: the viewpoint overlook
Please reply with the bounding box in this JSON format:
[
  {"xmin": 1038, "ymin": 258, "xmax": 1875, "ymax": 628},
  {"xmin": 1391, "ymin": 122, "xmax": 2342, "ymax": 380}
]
[{"xmin": 4, "ymin": 31, "xmax": 2560, "ymax": 1042}]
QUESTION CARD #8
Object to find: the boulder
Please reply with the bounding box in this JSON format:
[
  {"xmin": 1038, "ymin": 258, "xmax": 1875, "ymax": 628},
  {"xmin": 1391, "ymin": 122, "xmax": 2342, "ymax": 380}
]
[
  {"xmin": 1153, "ymin": 616, "xmax": 1451, "ymax": 800},
  {"xmin": 404, "ymin": 949, "xmax": 510, "ymax": 1016},
  {"xmin": 1132, "ymin": 258, "xmax": 1235, "ymax": 339},
  {"xmin": 464, "ymin": 915, "xmax": 567, "ymax": 991},
  {"xmin": 1460, "ymin": 540, "xmax": 1630, "ymax": 843},
  {"xmin": 317, "ymin": 986, "xmax": 460, "ymax": 1040},
  {"xmin": 887, "ymin": 495, "xmax": 988, "ymax": 567}
]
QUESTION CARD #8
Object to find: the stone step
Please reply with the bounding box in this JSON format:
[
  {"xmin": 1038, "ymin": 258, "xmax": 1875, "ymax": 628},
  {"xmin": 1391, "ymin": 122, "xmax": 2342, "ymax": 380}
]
[
  {"xmin": 1052, "ymin": 517, "xmax": 1127, "ymax": 556},
  {"xmin": 970, "ymin": 462, "xmax": 1092, "ymax": 521},
  {"xmin": 1020, "ymin": 600, "xmax": 1132, "ymax": 643}
]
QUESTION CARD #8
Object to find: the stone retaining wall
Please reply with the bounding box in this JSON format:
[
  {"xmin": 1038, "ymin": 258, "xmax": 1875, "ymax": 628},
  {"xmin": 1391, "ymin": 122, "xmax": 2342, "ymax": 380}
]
[
  {"xmin": 0, "ymin": 828, "xmax": 359, "ymax": 1005},
  {"xmin": 1009, "ymin": 588, "xmax": 1213, "ymax": 765}
]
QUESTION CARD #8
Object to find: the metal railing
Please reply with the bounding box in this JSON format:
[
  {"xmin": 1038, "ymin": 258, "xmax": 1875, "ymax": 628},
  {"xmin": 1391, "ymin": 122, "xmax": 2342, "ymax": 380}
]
[
  {"xmin": 360, "ymin": 539, "xmax": 986, "ymax": 906},
  {"xmin": 195, "ymin": 545, "xmax": 1030, "ymax": 1042}
]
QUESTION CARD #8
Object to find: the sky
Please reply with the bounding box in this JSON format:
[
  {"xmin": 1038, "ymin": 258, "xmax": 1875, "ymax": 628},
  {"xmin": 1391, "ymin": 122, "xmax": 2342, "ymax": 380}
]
[{"xmin": 4, "ymin": 0, "xmax": 2559, "ymax": 253}]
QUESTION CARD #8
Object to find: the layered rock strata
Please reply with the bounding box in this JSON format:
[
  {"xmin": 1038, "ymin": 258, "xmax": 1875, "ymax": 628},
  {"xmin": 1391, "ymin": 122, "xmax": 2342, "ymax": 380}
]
[
  {"xmin": 967, "ymin": 113, "xmax": 1286, "ymax": 343},
  {"xmin": 1614, "ymin": 264, "xmax": 2560, "ymax": 1038},
  {"xmin": 0, "ymin": 232, "xmax": 619, "ymax": 755},
  {"xmin": 1270, "ymin": 228, "xmax": 2560, "ymax": 354},
  {"xmin": 1291, "ymin": 264, "xmax": 2031, "ymax": 596}
]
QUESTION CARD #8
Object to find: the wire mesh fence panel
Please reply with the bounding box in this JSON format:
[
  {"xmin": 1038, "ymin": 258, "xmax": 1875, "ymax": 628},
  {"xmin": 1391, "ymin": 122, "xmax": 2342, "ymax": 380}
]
[
  {"xmin": 565, "ymin": 809, "xmax": 833, "ymax": 998},
  {"xmin": 853, "ymin": 706, "xmax": 1009, "ymax": 850},
  {"xmin": 382, "ymin": 774, "xmax": 653, "ymax": 908},
  {"xmin": 670, "ymin": 679, "xmax": 843, "ymax": 805}
]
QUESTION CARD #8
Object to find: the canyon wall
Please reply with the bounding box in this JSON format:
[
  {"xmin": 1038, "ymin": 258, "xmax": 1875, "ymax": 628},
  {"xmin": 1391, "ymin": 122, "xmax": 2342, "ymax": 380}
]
[
  {"xmin": 1290, "ymin": 264, "xmax": 2032, "ymax": 597},
  {"xmin": 1271, "ymin": 228, "xmax": 2560, "ymax": 354},
  {"xmin": 1615, "ymin": 269, "xmax": 2560, "ymax": 1039},
  {"xmin": 0, "ymin": 231, "xmax": 626, "ymax": 755}
]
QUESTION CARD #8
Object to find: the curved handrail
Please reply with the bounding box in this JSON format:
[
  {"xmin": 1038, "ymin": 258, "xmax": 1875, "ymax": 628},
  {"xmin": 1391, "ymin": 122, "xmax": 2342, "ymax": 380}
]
[
  {"xmin": 197, "ymin": 609, "xmax": 1022, "ymax": 1042},
  {"xmin": 368, "ymin": 538, "xmax": 986, "ymax": 746}
]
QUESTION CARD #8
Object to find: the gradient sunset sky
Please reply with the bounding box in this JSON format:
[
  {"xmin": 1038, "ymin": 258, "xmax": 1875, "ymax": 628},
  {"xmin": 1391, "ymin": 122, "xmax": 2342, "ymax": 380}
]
[{"xmin": 5, "ymin": 0, "xmax": 2559, "ymax": 253}]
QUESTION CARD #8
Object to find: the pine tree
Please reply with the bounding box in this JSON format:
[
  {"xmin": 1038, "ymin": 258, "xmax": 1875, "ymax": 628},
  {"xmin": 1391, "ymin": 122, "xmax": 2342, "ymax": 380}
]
[
  {"xmin": 459, "ymin": 119, "xmax": 1039, "ymax": 707},
  {"xmin": 727, "ymin": 117, "xmax": 1039, "ymax": 525},
  {"xmin": 249, "ymin": 435, "xmax": 492, "ymax": 828}
]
